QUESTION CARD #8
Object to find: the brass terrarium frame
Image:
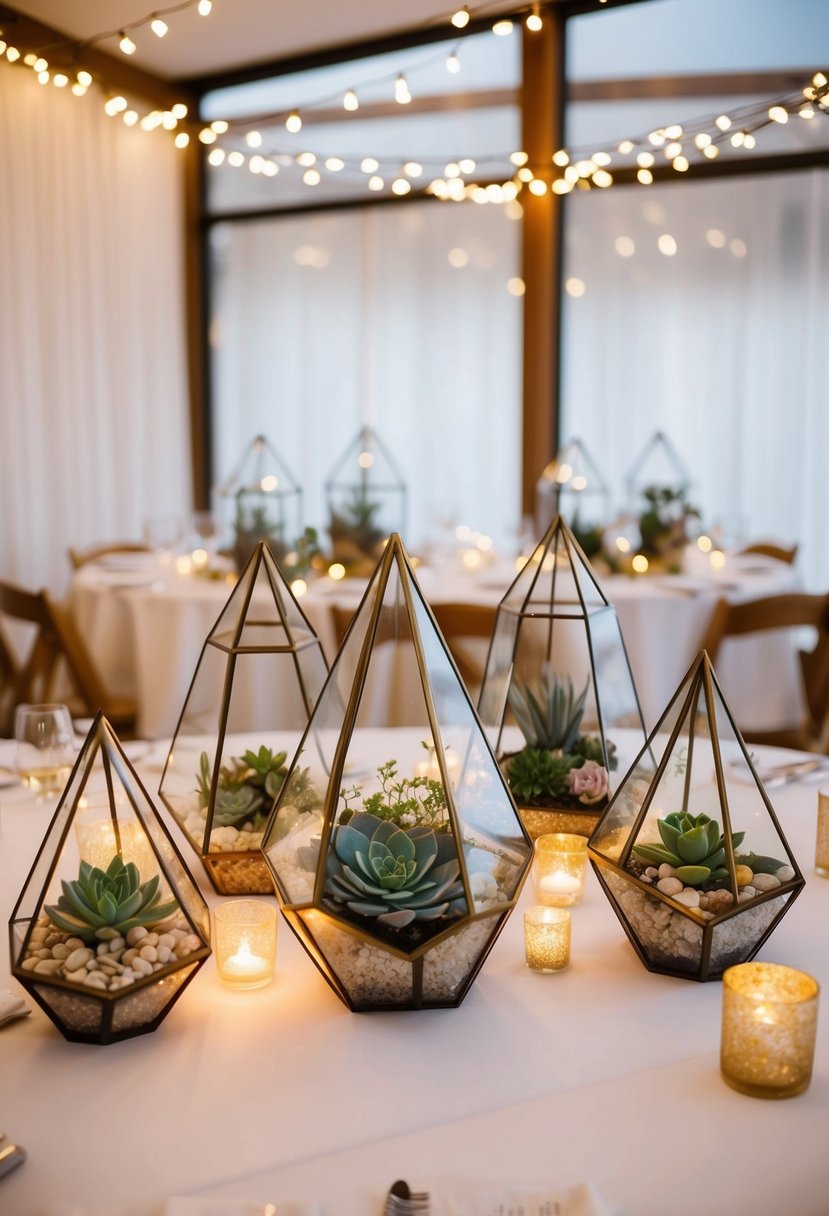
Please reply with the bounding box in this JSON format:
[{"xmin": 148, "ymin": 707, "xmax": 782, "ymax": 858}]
[
  {"xmin": 324, "ymin": 425, "xmax": 407, "ymax": 572},
  {"xmin": 624, "ymin": 430, "xmax": 691, "ymax": 505},
  {"xmin": 9, "ymin": 714, "xmax": 211, "ymax": 1045},
  {"xmin": 535, "ymin": 437, "xmax": 610, "ymax": 548},
  {"xmin": 216, "ymin": 434, "xmax": 303, "ymax": 569},
  {"xmin": 262, "ymin": 534, "xmax": 533, "ymax": 1012},
  {"xmin": 588, "ymin": 652, "xmax": 805, "ymax": 981},
  {"xmin": 159, "ymin": 541, "xmax": 328, "ymax": 895},
  {"xmin": 478, "ymin": 515, "xmax": 648, "ymax": 838}
]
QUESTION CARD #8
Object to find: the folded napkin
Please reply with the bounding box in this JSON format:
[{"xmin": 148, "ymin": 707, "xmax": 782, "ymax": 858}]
[
  {"xmin": 0, "ymin": 991, "xmax": 32, "ymax": 1028},
  {"xmin": 435, "ymin": 1181, "xmax": 614, "ymax": 1216}
]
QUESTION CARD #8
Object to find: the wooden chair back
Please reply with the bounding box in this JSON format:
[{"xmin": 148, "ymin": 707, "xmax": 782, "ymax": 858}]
[
  {"xmin": 68, "ymin": 541, "xmax": 149, "ymax": 570},
  {"xmin": 701, "ymin": 592, "xmax": 829, "ymax": 751},
  {"xmin": 739, "ymin": 542, "xmax": 799, "ymax": 565},
  {"xmin": 0, "ymin": 580, "xmax": 136, "ymax": 735}
]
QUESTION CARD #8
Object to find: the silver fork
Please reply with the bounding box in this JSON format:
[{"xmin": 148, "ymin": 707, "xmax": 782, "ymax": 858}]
[{"xmin": 383, "ymin": 1179, "xmax": 430, "ymax": 1215}]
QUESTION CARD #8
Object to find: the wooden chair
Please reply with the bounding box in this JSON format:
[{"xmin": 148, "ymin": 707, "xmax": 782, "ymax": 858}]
[
  {"xmin": 68, "ymin": 541, "xmax": 149, "ymax": 570},
  {"xmin": 0, "ymin": 580, "xmax": 137, "ymax": 737},
  {"xmin": 700, "ymin": 592, "xmax": 829, "ymax": 751},
  {"xmin": 738, "ymin": 542, "xmax": 799, "ymax": 565}
]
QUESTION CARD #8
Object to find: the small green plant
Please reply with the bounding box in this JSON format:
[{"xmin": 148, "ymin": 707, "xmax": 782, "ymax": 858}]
[
  {"xmin": 197, "ymin": 746, "xmax": 288, "ymax": 828},
  {"xmin": 507, "ymin": 748, "xmax": 579, "ymax": 803},
  {"xmin": 329, "ymin": 486, "xmax": 385, "ymax": 557},
  {"xmin": 45, "ymin": 856, "xmax": 178, "ymax": 942},
  {"xmin": 638, "ymin": 486, "xmax": 700, "ymax": 558},
  {"xmin": 508, "ymin": 671, "xmax": 587, "ymax": 753},
  {"xmin": 632, "ymin": 811, "xmax": 745, "ymax": 887},
  {"xmin": 339, "ymin": 755, "xmax": 448, "ymax": 832}
]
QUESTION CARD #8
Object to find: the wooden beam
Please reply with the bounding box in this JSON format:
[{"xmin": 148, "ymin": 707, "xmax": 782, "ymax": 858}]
[
  {"xmin": 183, "ymin": 141, "xmax": 212, "ymax": 510},
  {"xmin": 569, "ymin": 69, "xmax": 815, "ymax": 102},
  {"xmin": 520, "ymin": 14, "xmax": 565, "ymax": 517}
]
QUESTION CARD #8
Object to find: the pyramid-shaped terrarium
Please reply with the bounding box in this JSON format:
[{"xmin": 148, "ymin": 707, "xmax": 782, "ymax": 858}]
[
  {"xmin": 535, "ymin": 438, "xmax": 610, "ymax": 559},
  {"xmin": 588, "ymin": 652, "xmax": 805, "ymax": 981},
  {"xmin": 622, "ymin": 431, "xmax": 698, "ymax": 572},
  {"xmin": 216, "ymin": 434, "xmax": 303, "ymax": 572},
  {"xmin": 9, "ymin": 715, "xmax": 211, "ymax": 1044},
  {"xmin": 159, "ymin": 542, "xmax": 328, "ymax": 896},
  {"xmin": 325, "ymin": 425, "xmax": 406, "ymax": 576},
  {"xmin": 261, "ymin": 534, "xmax": 532, "ymax": 1012},
  {"xmin": 478, "ymin": 516, "xmax": 647, "ymax": 840}
]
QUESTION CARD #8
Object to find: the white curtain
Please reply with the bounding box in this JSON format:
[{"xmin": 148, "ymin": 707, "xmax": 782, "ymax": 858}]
[
  {"xmin": 560, "ymin": 170, "xmax": 829, "ymax": 590},
  {"xmin": 0, "ymin": 67, "xmax": 192, "ymax": 593}
]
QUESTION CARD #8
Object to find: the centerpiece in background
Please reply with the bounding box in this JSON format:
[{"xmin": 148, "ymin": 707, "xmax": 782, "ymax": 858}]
[
  {"xmin": 610, "ymin": 430, "xmax": 699, "ymax": 574},
  {"xmin": 216, "ymin": 434, "xmax": 304, "ymax": 572},
  {"xmin": 325, "ymin": 426, "xmax": 406, "ymax": 576},
  {"xmin": 9, "ymin": 714, "xmax": 211, "ymax": 1044},
  {"xmin": 261, "ymin": 534, "xmax": 532, "ymax": 1012},
  {"xmin": 159, "ymin": 542, "xmax": 328, "ymax": 895},
  {"xmin": 478, "ymin": 516, "xmax": 647, "ymax": 839},
  {"xmin": 535, "ymin": 437, "xmax": 610, "ymax": 560},
  {"xmin": 588, "ymin": 651, "xmax": 804, "ymax": 980}
]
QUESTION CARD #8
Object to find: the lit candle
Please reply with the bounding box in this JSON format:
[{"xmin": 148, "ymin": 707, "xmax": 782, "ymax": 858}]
[
  {"xmin": 816, "ymin": 789, "xmax": 829, "ymax": 878},
  {"xmin": 720, "ymin": 962, "xmax": 819, "ymax": 1099},
  {"xmin": 533, "ymin": 833, "xmax": 588, "ymax": 908},
  {"xmin": 214, "ymin": 900, "xmax": 277, "ymax": 990},
  {"xmin": 524, "ymin": 906, "xmax": 570, "ymax": 972}
]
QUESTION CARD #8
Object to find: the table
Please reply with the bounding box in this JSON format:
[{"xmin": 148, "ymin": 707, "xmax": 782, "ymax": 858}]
[
  {"xmin": 69, "ymin": 551, "xmax": 801, "ymax": 739},
  {"xmin": 1, "ymin": 735, "xmax": 827, "ymax": 1216}
]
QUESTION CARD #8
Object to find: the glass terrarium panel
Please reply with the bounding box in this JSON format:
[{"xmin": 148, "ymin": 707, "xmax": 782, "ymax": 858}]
[
  {"xmin": 603, "ymin": 869, "xmax": 703, "ymax": 976},
  {"xmin": 326, "ymin": 428, "xmax": 406, "ymax": 569},
  {"xmin": 301, "ymin": 912, "xmax": 414, "ymax": 1009},
  {"xmin": 625, "ymin": 432, "xmax": 691, "ymax": 502},
  {"xmin": 110, "ymin": 963, "xmax": 199, "ymax": 1033},
  {"xmin": 420, "ymin": 912, "xmax": 506, "ymax": 1003},
  {"xmin": 503, "ymin": 525, "xmax": 607, "ymax": 614},
  {"xmin": 505, "ymin": 614, "xmax": 599, "ymax": 732},
  {"xmin": 33, "ymin": 983, "xmax": 104, "ymax": 1036},
  {"xmin": 476, "ymin": 606, "xmax": 520, "ymax": 737},
  {"xmin": 535, "ymin": 439, "xmax": 610, "ymax": 550},
  {"xmin": 708, "ymin": 893, "xmax": 790, "ymax": 975},
  {"xmin": 232, "ymin": 485, "xmax": 302, "ymax": 570}
]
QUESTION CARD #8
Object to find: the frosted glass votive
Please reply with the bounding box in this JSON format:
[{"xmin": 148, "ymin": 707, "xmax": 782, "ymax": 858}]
[
  {"xmin": 815, "ymin": 790, "xmax": 829, "ymax": 877},
  {"xmin": 533, "ymin": 833, "xmax": 587, "ymax": 908},
  {"xmin": 214, "ymin": 900, "xmax": 277, "ymax": 990},
  {"xmin": 721, "ymin": 962, "xmax": 819, "ymax": 1099},
  {"xmin": 524, "ymin": 906, "xmax": 571, "ymax": 972}
]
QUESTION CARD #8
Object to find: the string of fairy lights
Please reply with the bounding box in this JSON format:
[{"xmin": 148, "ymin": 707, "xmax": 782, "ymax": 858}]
[{"xmin": 0, "ymin": 0, "xmax": 827, "ymax": 203}]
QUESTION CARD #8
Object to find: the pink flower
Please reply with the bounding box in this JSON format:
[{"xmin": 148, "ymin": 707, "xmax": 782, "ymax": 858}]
[{"xmin": 569, "ymin": 760, "xmax": 608, "ymax": 805}]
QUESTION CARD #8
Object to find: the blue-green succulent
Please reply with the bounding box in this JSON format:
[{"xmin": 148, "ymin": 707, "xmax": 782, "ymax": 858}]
[
  {"xmin": 632, "ymin": 811, "xmax": 745, "ymax": 887},
  {"xmin": 324, "ymin": 811, "xmax": 466, "ymax": 929},
  {"xmin": 45, "ymin": 856, "xmax": 178, "ymax": 942}
]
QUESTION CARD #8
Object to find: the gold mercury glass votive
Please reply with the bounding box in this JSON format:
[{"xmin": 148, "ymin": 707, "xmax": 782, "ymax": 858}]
[
  {"xmin": 720, "ymin": 962, "xmax": 820, "ymax": 1099},
  {"xmin": 214, "ymin": 900, "xmax": 278, "ymax": 990},
  {"xmin": 816, "ymin": 789, "xmax": 829, "ymax": 878},
  {"xmin": 532, "ymin": 833, "xmax": 588, "ymax": 908},
  {"xmin": 524, "ymin": 906, "xmax": 571, "ymax": 972}
]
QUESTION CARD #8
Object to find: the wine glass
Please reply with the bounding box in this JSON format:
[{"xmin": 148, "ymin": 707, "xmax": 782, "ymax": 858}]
[{"xmin": 14, "ymin": 703, "xmax": 75, "ymax": 796}]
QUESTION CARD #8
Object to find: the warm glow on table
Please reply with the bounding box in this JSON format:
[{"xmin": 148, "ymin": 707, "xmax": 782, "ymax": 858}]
[
  {"xmin": 533, "ymin": 833, "xmax": 588, "ymax": 908},
  {"xmin": 720, "ymin": 962, "xmax": 819, "ymax": 1099},
  {"xmin": 214, "ymin": 900, "xmax": 277, "ymax": 990},
  {"xmin": 524, "ymin": 906, "xmax": 570, "ymax": 972}
]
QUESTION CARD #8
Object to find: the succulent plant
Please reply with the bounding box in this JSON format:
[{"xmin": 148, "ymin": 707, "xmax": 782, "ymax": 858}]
[
  {"xmin": 45, "ymin": 856, "xmax": 178, "ymax": 943},
  {"xmin": 506, "ymin": 747, "xmax": 579, "ymax": 804},
  {"xmin": 324, "ymin": 811, "xmax": 466, "ymax": 929},
  {"xmin": 196, "ymin": 747, "xmax": 288, "ymax": 826},
  {"xmin": 571, "ymin": 733, "xmax": 617, "ymax": 771},
  {"xmin": 508, "ymin": 670, "xmax": 588, "ymax": 753},
  {"xmin": 632, "ymin": 811, "xmax": 745, "ymax": 888}
]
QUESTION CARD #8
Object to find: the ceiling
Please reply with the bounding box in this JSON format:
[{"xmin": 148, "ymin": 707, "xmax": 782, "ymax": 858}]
[{"xmin": 3, "ymin": 0, "xmax": 521, "ymax": 81}]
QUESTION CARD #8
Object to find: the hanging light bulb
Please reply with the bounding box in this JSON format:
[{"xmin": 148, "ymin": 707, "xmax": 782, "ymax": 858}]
[
  {"xmin": 171, "ymin": 102, "xmax": 188, "ymax": 119},
  {"xmin": 53, "ymin": 73, "xmax": 69, "ymax": 88},
  {"xmin": 211, "ymin": 119, "xmax": 228, "ymax": 133},
  {"xmin": 198, "ymin": 0, "xmax": 213, "ymax": 14},
  {"xmin": 361, "ymin": 157, "xmax": 379, "ymax": 173},
  {"xmin": 286, "ymin": 110, "xmax": 302, "ymax": 133},
  {"xmin": 451, "ymin": 6, "xmax": 470, "ymax": 28},
  {"xmin": 33, "ymin": 56, "xmax": 48, "ymax": 72},
  {"xmin": 492, "ymin": 19, "xmax": 513, "ymax": 35},
  {"xmin": 395, "ymin": 74, "xmax": 412, "ymax": 104},
  {"xmin": 343, "ymin": 88, "xmax": 359, "ymax": 111},
  {"xmin": 6, "ymin": 47, "xmax": 21, "ymax": 62},
  {"xmin": 77, "ymin": 70, "xmax": 93, "ymax": 87},
  {"xmin": 119, "ymin": 31, "xmax": 137, "ymax": 55},
  {"xmin": 150, "ymin": 17, "xmax": 168, "ymax": 37},
  {"xmin": 446, "ymin": 48, "xmax": 460, "ymax": 73},
  {"xmin": 526, "ymin": 5, "xmax": 543, "ymax": 32},
  {"xmin": 174, "ymin": 132, "xmax": 190, "ymax": 148}
]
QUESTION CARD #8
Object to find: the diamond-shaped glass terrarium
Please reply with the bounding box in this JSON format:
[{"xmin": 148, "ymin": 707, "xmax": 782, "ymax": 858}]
[
  {"xmin": 325, "ymin": 425, "xmax": 406, "ymax": 575},
  {"xmin": 261, "ymin": 534, "xmax": 532, "ymax": 1012},
  {"xmin": 9, "ymin": 714, "xmax": 211, "ymax": 1045},
  {"xmin": 588, "ymin": 652, "xmax": 805, "ymax": 981},
  {"xmin": 216, "ymin": 434, "xmax": 303, "ymax": 572},
  {"xmin": 478, "ymin": 516, "xmax": 647, "ymax": 840},
  {"xmin": 535, "ymin": 438, "xmax": 610, "ymax": 559},
  {"xmin": 159, "ymin": 542, "xmax": 328, "ymax": 896},
  {"xmin": 620, "ymin": 431, "xmax": 699, "ymax": 572}
]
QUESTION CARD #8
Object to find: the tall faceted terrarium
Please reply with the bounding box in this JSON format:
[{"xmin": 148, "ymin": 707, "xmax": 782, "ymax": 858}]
[
  {"xmin": 217, "ymin": 434, "xmax": 303, "ymax": 572},
  {"xmin": 325, "ymin": 425, "xmax": 406, "ymax": 575},
  {"xmin": 261, "ymin": 534, "xmax": 532, "ymax": 1012},
  {"xmin": 478, "ymin": 516, "xmax": 647, "ymax": 840},
  {"xmin": 535, "ymin": 438, "xmax": 610, "ymax": 559},
  {"xmin": 588, "ymin": 652, "xmax": 805, "ymax": 981},
  {"xmin": 623, "ymin": 431, "xmax": 698, "ymax": 569},
  {"xmin": 159, "ymin": 542, "xmax": 328, "ymax": 895},
  {"xmin": 9, "ymin": 714, "xmax": 211, "ymax": 1045}
]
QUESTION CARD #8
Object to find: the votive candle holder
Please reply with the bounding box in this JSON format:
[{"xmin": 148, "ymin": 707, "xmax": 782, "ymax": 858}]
[
  {"xmin": 720, "ymin": 962, "xmax": 819, "ymax": 1099},
  {"xmin": 533, "ymin": 833, "xmax": 588, "ymax": 908},
  {"xmin": 815, "ymin": 789, "xmax": 829, "ymax": 878},
  {"xmin": 524, "ymin": 906, "xmax": 570, "ymax": 972},
  {"xmin": 214, "ymin": 900, "xmax": 277, "ymax": 990}
]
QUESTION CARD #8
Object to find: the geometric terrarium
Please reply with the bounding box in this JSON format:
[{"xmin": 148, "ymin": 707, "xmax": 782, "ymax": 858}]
[
  {"xmin": 535, "ymin": 437, "xmax": 610, "ymax": 558},
  {"xmin": 588, "ymin": 652, "xmax": 805, "ymax": 981},
  {"xmin": 621, "ymin": 430, "xmax": 699, "ymax": 571},
  {"xmin": 478, "ymin": 515, "xmax": 647, "ymax": 840},
  {"xmin": 261, "ymin": 533, "xmax": 532, "ymax": 1011},
  {"xmin": 159, "ymin": 542, "xmax": 328, "ymax": 896},
  {"xmin": 325, "ymin": 425, "xmax": 406, "ymax": 576},
  {"xmin": 9, "ymin": 714, "xmax": 211, "ymax": 1044},
  {"xmin": 215, "ymin": 434, "xmax": 303, "ymax": 572}
]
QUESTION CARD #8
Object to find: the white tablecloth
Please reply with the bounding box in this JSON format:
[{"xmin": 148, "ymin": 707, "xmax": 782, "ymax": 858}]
[
  {"xmin": 70, "ymin": 553, "xmax": 801, "ymax": 739},
  {"xmin": 0, "ymin": 734, "xmax": 826, "ymax": 1216}
]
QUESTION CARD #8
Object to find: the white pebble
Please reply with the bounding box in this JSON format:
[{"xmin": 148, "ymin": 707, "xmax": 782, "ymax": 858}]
[
  {"xmin": 139, "ymin": 945, "xmax": 158, "ymax": 963},
  {"xmin": 51, "ymin": 943, "xmax": 71, "ymax": 960},
  {"xmin": 157, "ymin": 946, "xmax": 173, "ymax": 964},
  {"xmin": 182, "ymin": 934, "xmax": 201, "ymax": 954},
  {"xmin": 30, "ymin": 926, "xmax": 48, "ymax": 943},
  {"xmin": 657, "ymin": 877, "xmax": 683, "ymax": 896},
  {"xmin": 658, "ymin": 863, "xmax": 677, "ymax": 879},
  {"xmin": 143, "ymin": 933, "xmax": 159, "ymax": 947},
  {"xmin": 121, "ymin": 967, "xmax": 135, "ymax": 983},
  {"xmin": 45, "ymin": 933, "xmax": 61, "ymax": 948},
  {"xmin": 674, "ymin": 889, "xmax": 700, "ymax": 908},
  {"xmin": 66, "ymin": 947, "xmax": 94, "ymax": 971},
  {"xmin": 752, "ymin": 872, "xmax": 781, "ymax": 892},
  {"xmin": 132, "ymin": 957, "xmax": 153, "ymax": 976},
  {"xmin": 97, "ymin": 942, "xmax": 110, "ymax": 957},
  {"xmin": 121, "ymin": 948, "xmax": 138, "ymax": 966},
  {"xmin": 776, "ymin": 865, "xmax": 795, "ymax": 882},
  {"xmin": 126, "ymin": 926, "xmax": 148, "ymax": 946},
  {"xmin": 64, "ymin": 968, "xmax": 89, "ymax": 984},
  {"xmin": 158, "ymin": 934, "xmax": 176, "ymax": 950},
  {"xmin": 83, "ymin": 971, "xmax": 108, "ymax": 988},
  {"xmin": 21, "ymin": 957, "xmax": 38, "ymax": 971},
  {"xmin": 108, "ymin": 936, "xmax": 126, "ymax": 953},
  {"xmin": 65, "ymin": 937, "xmax": 85, "ymax": 950}
]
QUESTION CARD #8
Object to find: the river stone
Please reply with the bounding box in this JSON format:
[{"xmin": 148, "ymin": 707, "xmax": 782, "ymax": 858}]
[
  {"xmin": 752, "ymin": 872, "xmax": 782, "ymax": 892},
  {"xmin": 657, "ymin": 877, "xmax": 683, "ymax": 896}
]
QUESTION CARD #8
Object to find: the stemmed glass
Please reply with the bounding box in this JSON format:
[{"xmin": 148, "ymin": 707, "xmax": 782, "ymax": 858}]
[{"xmin": 14, "ymin": 703, "xmax": 75, "ymax": 796}]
